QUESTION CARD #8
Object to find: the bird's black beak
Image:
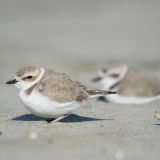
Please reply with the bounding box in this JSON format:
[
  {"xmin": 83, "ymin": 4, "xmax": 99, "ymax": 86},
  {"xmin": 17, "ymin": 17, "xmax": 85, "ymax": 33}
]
[
  {"xmin": 6, "ymin": 79, "xmax": 18, "ymax": 84},
  {"xmin": 92, "ymin": 76, "xmax": 102, "ymax": 82}
]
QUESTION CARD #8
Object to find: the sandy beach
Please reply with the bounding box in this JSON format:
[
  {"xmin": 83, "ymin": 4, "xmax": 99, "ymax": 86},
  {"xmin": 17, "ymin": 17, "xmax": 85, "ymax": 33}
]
[
  {"xmin": 0, "ymin": 1, "xmax": 160, "ymax": 159},
  {"xmin": 0, "ymin": 58, "xmax": 160, "ymax": 160}
]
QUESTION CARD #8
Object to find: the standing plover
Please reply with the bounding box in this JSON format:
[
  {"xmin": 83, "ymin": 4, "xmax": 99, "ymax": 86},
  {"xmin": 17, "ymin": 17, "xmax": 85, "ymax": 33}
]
[
  {"xmin": 92, "ymin": 65, "xmax": 160, "ymax": 104},
  {"xmin": 6, "ymin": 66, "xmax": 116, "ymax": 122}
]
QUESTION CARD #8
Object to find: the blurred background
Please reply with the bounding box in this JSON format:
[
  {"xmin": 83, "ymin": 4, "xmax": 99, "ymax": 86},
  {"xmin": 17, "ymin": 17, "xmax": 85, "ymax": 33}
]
[
  {"xmin": 0, "ymin": 0, "xmax": 160, "ymax": 66},
  {"xmin": 1, "ymin": 1, "xmax": 160, "ymax": 160}
]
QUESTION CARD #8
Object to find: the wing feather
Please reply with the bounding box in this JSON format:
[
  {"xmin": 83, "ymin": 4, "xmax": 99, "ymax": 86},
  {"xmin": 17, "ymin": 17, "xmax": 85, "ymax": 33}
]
[{"xmin": 36, "ymin": 72, "xmax": 89, "ymax": 102}]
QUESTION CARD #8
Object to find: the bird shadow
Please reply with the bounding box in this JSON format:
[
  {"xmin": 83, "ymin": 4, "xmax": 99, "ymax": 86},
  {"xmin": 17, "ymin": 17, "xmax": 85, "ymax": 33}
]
[
  {"xmin": 12, "ymin": 114, "xmax": 113, "ymax": 123},
  {"xmin": 12, "ymin": 114, "xmax": 45, "ymax": 121},
  {"xmin": 97, "ymin": 96, "xmax": 109, "ymax": 102}
]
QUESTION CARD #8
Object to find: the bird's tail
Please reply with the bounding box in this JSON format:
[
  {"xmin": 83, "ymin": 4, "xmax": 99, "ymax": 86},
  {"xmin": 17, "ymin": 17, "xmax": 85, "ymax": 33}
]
[{"xmin": 87, "ymin": 89, "xmax": 116, "ymax": 99}]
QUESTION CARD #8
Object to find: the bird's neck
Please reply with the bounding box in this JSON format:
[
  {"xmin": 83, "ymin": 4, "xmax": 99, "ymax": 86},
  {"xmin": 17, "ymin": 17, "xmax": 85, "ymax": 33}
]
[{"xmin": 19, "ymin": 68, "xmax": 45, "ymax": 94}]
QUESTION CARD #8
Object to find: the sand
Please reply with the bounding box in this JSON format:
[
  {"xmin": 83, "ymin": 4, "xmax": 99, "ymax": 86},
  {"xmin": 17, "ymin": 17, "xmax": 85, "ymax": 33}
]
[
  {"xmin": 0, "ymin": 57, "xmax": 160, "ymax": 160},
  {"xmin": 0, "ymin": 1, "xmax": 160, "ymax": 159}
]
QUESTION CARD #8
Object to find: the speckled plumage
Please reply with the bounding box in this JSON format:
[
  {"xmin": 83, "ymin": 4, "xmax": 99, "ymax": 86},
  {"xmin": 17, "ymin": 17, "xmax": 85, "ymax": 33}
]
[{"xmin": 35, "ymin": 69, "xmax": 89, "ymax": 102}]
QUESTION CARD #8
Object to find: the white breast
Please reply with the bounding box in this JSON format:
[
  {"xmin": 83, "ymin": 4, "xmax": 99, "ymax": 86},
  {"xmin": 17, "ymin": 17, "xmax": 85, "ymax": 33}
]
[
  {"xmin": 105, "ymin": 94, "xmax": 160, "ymax": 104},
  {"xmin": 99, "ymin": 77, "xmax": 160, "ymax": 104},
  {"xmin": 19, "ymin": 90, "xmax": 80, "ymax": 118}
]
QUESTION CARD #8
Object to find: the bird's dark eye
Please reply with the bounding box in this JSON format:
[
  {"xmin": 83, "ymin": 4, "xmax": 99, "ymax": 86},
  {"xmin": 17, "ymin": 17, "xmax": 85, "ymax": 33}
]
[{"xmin": 26, "ymin": 76, "xmax": 33, "ymax": 79}]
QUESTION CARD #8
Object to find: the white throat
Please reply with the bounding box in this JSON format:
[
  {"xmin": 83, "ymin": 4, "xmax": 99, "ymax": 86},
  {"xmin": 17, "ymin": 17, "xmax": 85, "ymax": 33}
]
[
  {"xmin": 15, "ymin": 68, "xmax": 45, "ymax": 91},
  {"xmin": 100, "ymin": 77, "xmax": 119, "ymax": 89},
  {"xmin": 100, "ymin": 67, "xmax": 128, "ymax": 90}
]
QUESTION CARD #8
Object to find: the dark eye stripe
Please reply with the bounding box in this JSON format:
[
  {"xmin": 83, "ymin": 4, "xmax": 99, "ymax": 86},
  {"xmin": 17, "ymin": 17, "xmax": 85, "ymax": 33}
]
[{"xmin": 110, "ymin": 74, "xmax": 119, "ymax": 78}]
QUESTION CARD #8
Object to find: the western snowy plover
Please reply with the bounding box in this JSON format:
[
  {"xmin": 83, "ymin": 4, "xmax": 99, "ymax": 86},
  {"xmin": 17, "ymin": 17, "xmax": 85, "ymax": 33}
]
[
  {"xmin": 92, "ymin": 65, "xmax": 160, "ymax": 104},
  {"xmin": 6, "ymin": 66, "xmax": 116, "ymax": 122}
]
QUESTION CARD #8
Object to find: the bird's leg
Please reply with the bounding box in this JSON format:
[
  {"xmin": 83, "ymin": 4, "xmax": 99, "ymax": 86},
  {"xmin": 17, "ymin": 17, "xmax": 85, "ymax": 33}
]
[
  {"xmin": 52, "ymin": 115, "xmax": 68, "ymax": 122},
  {"xmin": 46, "ymin": 114, "xmax": 69, "ymax": 123}
]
